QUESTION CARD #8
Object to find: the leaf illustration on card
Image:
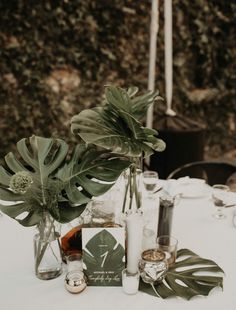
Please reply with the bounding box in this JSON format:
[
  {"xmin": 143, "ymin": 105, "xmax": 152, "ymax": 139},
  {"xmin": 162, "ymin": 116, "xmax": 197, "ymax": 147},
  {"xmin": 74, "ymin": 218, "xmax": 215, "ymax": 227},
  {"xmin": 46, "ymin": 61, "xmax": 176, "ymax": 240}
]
[{"xmin": 83, "ymin": 229, "xmax": 125, "ymax": 273}]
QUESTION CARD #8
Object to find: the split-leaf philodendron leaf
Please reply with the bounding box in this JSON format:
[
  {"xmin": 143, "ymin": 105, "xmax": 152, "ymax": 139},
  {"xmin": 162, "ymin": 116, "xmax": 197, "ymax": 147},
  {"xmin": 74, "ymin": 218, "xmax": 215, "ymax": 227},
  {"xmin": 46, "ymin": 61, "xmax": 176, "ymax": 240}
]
[
  {"xmin": 71, "ymin": 86, "xmax": 166, "ymax": 158},
  {"xmin": 139, "ymin": 248, "xmax": 224, "ymax": 300},
  {"xmin": 0, "ymin": 136, "xmax": 130, "ymax": 226}
]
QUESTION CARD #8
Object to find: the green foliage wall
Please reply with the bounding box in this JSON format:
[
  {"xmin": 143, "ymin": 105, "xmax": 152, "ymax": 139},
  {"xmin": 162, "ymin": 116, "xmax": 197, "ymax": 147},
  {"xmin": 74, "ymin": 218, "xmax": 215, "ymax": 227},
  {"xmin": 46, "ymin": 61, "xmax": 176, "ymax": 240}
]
[{"xmin": 0, "ymin": 0, "xmax": 236, "ymax": 159}]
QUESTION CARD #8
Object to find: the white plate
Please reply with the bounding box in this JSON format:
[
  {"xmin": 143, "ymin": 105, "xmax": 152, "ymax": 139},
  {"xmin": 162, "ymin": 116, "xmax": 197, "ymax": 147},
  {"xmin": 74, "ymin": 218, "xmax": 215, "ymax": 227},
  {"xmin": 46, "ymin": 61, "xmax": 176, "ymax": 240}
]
[
  {"xmin": 164, "ymin": 178, "xmax": 210, "ymax": 199},
  {"xmin": 176, "ymin": 183, "xmax": 210, "ymax": 198}
]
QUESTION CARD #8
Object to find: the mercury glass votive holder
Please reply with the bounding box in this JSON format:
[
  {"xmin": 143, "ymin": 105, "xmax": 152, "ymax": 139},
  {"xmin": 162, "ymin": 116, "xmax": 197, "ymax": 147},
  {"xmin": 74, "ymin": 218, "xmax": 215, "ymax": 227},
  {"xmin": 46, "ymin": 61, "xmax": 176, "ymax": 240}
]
[
  {"xmin": 64, "ymin": 270, "xmax": 87, "ymax": 294},
  {"xmin": 139, "ymin": 249, "xmax": 168, "ymax": 284}
]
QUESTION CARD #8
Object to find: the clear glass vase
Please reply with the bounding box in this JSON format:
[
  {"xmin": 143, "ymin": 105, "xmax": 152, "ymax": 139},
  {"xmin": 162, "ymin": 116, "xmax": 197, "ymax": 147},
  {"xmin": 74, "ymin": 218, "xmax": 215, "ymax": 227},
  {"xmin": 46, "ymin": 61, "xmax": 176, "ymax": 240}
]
[
  {"xmin": 34, "ymin": 212, "xmax": 62, "ymax": 280},
  {"xmin": 121, "ymin": 165, "xmax": 142, "ymax": 213}
]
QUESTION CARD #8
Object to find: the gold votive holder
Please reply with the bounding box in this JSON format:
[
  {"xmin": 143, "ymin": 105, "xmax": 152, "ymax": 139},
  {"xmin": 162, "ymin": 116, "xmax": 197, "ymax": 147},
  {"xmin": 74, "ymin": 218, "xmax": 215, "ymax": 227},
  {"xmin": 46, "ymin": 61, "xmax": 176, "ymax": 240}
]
[
  {"xmin": 64, "ymin": 271, "xmax": 87, "ymax": 294},
  {"xmin": 139, "ymin": 249, "xmax": 168, "ymax": 284}
]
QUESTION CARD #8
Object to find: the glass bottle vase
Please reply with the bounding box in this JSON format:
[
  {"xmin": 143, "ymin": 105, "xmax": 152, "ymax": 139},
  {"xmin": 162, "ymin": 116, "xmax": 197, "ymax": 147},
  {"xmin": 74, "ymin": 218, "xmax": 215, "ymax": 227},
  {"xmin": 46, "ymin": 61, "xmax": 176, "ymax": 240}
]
[{"xmin": 34, "ymin": 212, "xmax": 62, "ymax": 280}]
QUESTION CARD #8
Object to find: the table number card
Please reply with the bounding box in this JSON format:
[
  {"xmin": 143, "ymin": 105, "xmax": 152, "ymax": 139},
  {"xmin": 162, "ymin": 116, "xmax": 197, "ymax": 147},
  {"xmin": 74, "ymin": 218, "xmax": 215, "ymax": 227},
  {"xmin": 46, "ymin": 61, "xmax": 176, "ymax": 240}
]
[{"xmin": 82, "ymin": 227, "xmax": 125, "ymax": 286}]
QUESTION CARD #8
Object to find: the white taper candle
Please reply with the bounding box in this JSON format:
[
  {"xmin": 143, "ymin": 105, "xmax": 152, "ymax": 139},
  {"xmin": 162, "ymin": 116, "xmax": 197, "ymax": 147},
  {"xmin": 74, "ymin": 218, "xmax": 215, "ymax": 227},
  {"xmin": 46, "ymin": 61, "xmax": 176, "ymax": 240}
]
[{"xmin": 126, "ymin": 212, "xmax": 143, "ymax": 274}]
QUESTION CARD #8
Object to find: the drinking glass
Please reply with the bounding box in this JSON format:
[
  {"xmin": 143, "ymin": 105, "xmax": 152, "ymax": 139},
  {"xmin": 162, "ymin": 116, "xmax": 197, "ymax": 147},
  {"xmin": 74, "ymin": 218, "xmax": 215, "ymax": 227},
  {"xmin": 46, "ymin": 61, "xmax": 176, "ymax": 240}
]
[
  {"xmin": 66, "ymin": 253, "xmax": 83, "ymax": 272},
  {"xmin": 142, "ymin": 171, "xmax": 159, "ymax": 198},
  {"xmin": 156, "ymin": 235, "xmax": 178, "ymax": 266},
  {"xmin": 212, "ymin": 184, "xmax": 229, "ymax": 219}
]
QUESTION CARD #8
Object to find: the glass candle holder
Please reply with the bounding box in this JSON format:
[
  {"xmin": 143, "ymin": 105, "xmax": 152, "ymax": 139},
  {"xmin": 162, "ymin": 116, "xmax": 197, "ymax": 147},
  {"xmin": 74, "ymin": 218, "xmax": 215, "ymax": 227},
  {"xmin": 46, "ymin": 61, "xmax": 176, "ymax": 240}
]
[
  {"xmin": 139, "ymin": 249, "xmax": 168, "ymax": 284},
  {"xmin": 156, "ymin": 235, "xmax": 178, "ymax": 266},
  {"xmin": 122, "ymin": 268, "xmax": 140, "ymax": 295},
  {"xmin": 66, "ymin": 252, "xmax": 83, "ymax": 272},
  {"xmin": 142, "ymin": 171, "xmax": 159, "ymax": 199},
  {"xmin": 90, "ymin": 200, "xmax": 115, "ymax": 226},
  {"xmin": 64, "ymin": 270, "xmax": 87, "ymax": 294}
]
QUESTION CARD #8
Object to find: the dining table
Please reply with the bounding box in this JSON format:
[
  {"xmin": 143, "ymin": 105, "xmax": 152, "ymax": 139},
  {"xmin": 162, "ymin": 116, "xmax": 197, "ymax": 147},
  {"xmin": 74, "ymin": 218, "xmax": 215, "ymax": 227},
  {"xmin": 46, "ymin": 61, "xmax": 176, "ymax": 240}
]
[{"xmin": 0, "ymin": 180, "xmax": 236, "ymax": 310}]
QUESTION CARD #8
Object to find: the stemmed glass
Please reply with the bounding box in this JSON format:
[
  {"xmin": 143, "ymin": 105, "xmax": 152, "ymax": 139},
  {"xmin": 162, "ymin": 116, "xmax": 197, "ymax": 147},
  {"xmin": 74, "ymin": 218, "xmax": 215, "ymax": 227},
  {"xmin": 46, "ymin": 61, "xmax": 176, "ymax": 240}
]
[
  {"xmin": 142, "ymin": 171, "xmax": 159, "ymax": 199},
  {"xmin": 212, "ymin": 184, "xmax": 229, "ymax": 219}
]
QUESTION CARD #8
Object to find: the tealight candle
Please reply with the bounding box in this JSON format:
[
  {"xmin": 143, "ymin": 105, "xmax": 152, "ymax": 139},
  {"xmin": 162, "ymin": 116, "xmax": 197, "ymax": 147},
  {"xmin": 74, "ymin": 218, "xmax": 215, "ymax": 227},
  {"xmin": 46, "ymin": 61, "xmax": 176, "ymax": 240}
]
[{"xmin": 142, "ymin": 249, "xmax": 165, "ymax": 262}]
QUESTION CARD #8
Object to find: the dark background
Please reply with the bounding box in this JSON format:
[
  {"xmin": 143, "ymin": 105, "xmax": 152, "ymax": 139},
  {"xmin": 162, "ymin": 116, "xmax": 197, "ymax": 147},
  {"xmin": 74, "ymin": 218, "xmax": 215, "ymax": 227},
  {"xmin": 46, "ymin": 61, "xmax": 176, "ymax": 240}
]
[{"xmin": 0, "ymin": 0, "xmax": 236, "ymax": 161}]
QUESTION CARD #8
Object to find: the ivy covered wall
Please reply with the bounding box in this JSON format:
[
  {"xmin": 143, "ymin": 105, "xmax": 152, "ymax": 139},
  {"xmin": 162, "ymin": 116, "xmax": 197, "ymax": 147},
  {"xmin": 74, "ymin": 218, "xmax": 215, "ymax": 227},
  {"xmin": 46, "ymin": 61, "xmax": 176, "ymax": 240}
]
[{"xmin": 0, "ymin": 0, "xmax": 235, "ymax": 159}]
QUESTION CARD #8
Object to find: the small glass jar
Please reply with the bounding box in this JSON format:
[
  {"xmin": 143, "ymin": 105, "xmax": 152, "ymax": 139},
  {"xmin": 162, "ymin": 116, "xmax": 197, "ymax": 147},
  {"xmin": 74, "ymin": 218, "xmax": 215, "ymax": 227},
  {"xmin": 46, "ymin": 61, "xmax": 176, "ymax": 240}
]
[
  {"xmin": 90, "ymin": 200, "xmax": 115, "ymax": 226},
  {"xmin": 139, "ymin": 249, "xmax": 168, "ymax": 284},
  {"xmin": 122, "ymin": 268, "xmax": 140, "ymax": 295}
]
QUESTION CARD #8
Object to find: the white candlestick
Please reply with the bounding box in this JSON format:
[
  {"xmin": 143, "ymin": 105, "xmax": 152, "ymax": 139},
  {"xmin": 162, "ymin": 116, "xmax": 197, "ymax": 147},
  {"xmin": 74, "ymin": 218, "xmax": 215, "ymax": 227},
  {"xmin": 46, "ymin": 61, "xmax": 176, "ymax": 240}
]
[
  {"xmin": 164, "ymin": 0, "xmax": 175, "ymax": 116},
  {"xmin": 126, "ymin": 212, "xmax": 143, "ymax": 274}
]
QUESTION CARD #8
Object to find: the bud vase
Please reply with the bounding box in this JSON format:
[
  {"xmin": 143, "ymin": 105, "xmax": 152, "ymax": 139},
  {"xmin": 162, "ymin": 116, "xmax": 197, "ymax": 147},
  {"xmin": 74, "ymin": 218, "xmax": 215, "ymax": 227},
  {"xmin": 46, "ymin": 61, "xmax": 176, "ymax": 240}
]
[
  {"xmin": 34, "ymin": 212, "xmax": 62, "ymax": 280},
  {"xmin": 121, "ymin": 166, "xmax": 142, "ymax": 213}
]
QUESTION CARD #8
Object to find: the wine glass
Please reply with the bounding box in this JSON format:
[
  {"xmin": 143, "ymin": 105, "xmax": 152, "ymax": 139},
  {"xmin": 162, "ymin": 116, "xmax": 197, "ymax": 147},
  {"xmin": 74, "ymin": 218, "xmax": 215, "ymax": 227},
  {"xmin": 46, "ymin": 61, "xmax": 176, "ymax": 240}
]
[
  {"xmin": 142, "ymin": 171, "xmax": 159, "ymax": 199},
  {"xmin": 212, "ymin": 184, "xmax": 229, "ymax": 219}
]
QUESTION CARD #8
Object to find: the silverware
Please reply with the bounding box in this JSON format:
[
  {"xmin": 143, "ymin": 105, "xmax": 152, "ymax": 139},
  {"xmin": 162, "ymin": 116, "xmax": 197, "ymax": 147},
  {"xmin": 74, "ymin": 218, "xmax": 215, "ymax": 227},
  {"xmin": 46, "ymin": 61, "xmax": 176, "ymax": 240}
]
[
  {"xmin": 153, "ymin": 187, "xmax": 163, "ymax": 194},
  {"xmin": 225, "ymin": 204, "xmax": 236, "ymax": 208}
]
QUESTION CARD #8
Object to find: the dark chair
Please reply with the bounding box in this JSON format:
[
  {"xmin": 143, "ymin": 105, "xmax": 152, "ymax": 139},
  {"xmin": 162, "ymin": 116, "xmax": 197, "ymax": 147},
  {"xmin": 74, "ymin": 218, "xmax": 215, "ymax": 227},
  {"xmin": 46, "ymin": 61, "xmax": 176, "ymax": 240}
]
[{"xmin": 167, "ymin": 160, "xmax": 236, "ymax": 186}]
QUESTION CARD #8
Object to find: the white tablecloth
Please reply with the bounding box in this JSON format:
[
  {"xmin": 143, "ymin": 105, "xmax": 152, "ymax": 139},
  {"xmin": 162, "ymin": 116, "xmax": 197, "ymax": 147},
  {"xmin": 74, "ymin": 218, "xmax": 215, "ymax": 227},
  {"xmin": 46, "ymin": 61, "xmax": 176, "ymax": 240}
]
[{"xmin": 1, "ymin": 192, "xmax": 236, "ymax": 310}]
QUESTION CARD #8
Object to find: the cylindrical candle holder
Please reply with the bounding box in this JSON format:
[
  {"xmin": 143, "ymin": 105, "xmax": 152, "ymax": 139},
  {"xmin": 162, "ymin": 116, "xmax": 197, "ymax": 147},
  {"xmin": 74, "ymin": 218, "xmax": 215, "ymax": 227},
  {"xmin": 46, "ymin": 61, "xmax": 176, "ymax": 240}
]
[
  {"xmin": 156, "ymin": 235, "xmax": 178, "ymax": 266},
  {"xmin": 66, "ymin": 252, "xmax": 83, "ymax": 272},
  {"xmin": 157, "ymin": 195, "xmax": 174, "ymax": 237},
  {"xmin": 122, "ymin": 268, "xmax": 140, "ymax": 295}
]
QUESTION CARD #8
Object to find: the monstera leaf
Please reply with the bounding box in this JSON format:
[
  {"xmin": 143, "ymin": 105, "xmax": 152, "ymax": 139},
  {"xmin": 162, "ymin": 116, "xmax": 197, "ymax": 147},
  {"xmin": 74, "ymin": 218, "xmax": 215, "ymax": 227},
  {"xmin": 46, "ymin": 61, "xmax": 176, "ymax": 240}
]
[
  {"xmin": 0, "ymin": 136, "xmax": 130, "ymax": 226},
  {"xmin": 71, "ymin": 86, "xmax": 165, "ymax": 157},
  {"xmin": 56, "ymin": 143, "xmax": 131, "ymax": 205},
  {"xmin": 139, "ymin": 249, "xmax": 224, "ymax": 300},
  {"xmin": 106, "ymin": 87, "xmax": 163, "ymax": 120}
]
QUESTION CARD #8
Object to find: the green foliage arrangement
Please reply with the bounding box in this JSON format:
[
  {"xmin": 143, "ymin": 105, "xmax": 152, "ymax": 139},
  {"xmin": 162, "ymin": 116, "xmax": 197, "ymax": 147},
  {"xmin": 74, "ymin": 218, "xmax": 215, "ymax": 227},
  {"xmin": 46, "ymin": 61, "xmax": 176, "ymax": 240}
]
[
  {"xmin": 0, "ymin": 135, "xmax": 130, "ymax": 226},
  {"xmin": 0, "ymin": 85, "xmax": 165, "ymax": 224},
  {"xmin": 71, "ymin": 85, "xmax": 165, "ymax": 210}
]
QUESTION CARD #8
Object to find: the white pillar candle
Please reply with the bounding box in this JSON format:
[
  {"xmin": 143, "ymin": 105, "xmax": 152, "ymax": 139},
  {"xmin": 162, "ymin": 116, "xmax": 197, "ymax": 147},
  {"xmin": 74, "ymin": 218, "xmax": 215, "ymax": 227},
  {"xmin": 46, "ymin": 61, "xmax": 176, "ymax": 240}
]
[{"xmin": 126, "ymin": 212, "xmax": 143, "ymax": 274}]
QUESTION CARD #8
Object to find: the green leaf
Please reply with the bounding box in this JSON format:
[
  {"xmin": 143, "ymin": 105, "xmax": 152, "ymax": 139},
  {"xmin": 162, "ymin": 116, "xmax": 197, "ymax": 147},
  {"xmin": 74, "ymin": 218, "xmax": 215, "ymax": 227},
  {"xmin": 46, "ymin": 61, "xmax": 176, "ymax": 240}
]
[
  {"xmin": 71, "ymin": 86, "xmax": 166, "ymax": 157},
  {"xmin": 130, "ymin": 90, "xmax": 163, "ymax": 120},
  {"xmin": 56, "ymin": 144, "xmax": 131, "ymax": 203},
  {"xmin": 139, "ymin": 248, "xmax": 224, "ymax": 300}
]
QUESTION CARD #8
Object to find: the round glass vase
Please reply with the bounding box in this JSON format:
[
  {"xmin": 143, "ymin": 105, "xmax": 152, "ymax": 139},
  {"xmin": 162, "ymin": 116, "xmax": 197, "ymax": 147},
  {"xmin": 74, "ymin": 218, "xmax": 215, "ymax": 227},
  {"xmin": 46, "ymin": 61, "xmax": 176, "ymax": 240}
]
[{"xmin": 34, "ymin": 212, "xmax": 62, "ymax": 280}]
